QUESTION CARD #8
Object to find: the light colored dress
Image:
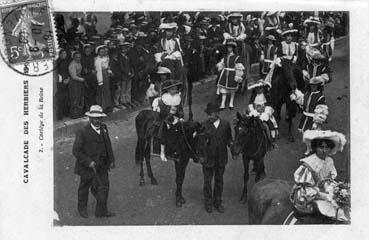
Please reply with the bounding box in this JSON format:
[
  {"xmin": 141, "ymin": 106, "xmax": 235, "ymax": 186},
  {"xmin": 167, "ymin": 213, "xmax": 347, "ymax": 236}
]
[
  {"xmin": 95, "ymin": 56, "xmax": 112, "ymax": 112},
  {"xmin": 291, "ymin": 153, "xmax": 347, "ymax": 221}
]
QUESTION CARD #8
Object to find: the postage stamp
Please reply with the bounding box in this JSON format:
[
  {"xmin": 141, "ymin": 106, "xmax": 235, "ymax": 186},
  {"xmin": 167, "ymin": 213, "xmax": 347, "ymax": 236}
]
[{"xmin": 0, "ymin": 0, "xmax": 57, "ymax": 76}]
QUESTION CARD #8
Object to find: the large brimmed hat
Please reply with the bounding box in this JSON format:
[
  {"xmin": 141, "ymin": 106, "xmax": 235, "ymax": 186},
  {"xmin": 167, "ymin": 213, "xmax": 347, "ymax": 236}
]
[
  {"xmin": 266, "ymin": 35, "xmax": 276, "ymax": 41},
  {"xmin": 204, "ymin": 102, "xmax": 221, "ymax": 115},
  {"xmin": 303, "ymin": 16, "xmax": 321, "ymax": 26},
  {"xmin": 227, "ymin": 12, "xmax": 243, "ymax": 19},
  {"xmin": 119, "ymin": 42, "xmax": 132, "ymax": 48},
  {"xmin": 156, "ymin": 66, "xmax": 172, "ymax": 74},
  {"xmin": 85, "ymin": 105, "xmax": 107, "ymax": 118},
  {"xmin": 225, "ymin": 39, "xmax": 237, "ymax": 48},
  {"xmin": 95, "ymin": 45, "xmax": 107, "ymax": 54},
  {"xmin": 303, "ymin": 130, "xmax": 347, "ymax": 156},
  {"xmin": 311, "ymin": 51, "xmax": 325, "ymax": 60},
  {"xmin": 309, "ymin": 76, "xmax": 324, "ymax": 85},
  {"xmin": 248, "ymin": 79, "xmax": 271, "ymax": 90},
  {"xmin": 162, "ymin": 79, "xmax": 182, "ymax": 91},
  {"xmin": 281, "ymin": 23, "xmax": 298, "ymax": 36},
  {"xmin": 159, "ymin": 22, "xmax": 178, "ymax": 30}
]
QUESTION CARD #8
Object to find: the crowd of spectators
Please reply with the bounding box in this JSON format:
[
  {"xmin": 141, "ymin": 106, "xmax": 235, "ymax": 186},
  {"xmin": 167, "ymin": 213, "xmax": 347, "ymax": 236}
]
[{"xmin": 54, "ymin": 11, "xmax": 347, "ymax": 120}]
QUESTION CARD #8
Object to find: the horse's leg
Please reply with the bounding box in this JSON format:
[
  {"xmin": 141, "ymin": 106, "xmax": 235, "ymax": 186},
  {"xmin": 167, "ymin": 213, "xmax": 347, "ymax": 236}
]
[
  {"xmin": 174, "ymin": 157, "xmax": 189, "ymax": 207},
  {"xmin": 145, "ymin": 141, "xmax": 158, "ymax": 185},
  {"xmin": 286, "ymin": 100, "xmax": 295, "ymax": 142},
  {"xmin": 240, "ymin": 154, "xmax": 250, "ymax": 204},
  {"xmin": 255, "ymin": 157, "xmax": 266, "ymax": 183},
  {"xmin": 139, "ymin": 158, "xmax": 145, "ymax": 186},
  {"xmin": 287, "ymin": 118, "xmax": 295, "ymax": 142}
]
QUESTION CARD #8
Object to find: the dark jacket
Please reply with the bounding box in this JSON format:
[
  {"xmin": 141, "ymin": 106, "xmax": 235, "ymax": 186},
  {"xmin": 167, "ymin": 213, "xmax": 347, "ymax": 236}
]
[
  {"xmin": 110, "ymin": 54, "xmax": 133, "ymax": 83},
  {"xmin": 73, "ymin": 124, "xmax": 115, "ymax": 177},
  {"xmin": 202, "ymin": 119, "xmax": 233, "ymax": 168}
]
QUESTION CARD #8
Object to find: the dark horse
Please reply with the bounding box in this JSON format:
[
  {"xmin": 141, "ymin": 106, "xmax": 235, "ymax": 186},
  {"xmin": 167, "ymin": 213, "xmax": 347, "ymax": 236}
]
[
  {"xmin": 248, "ymin": 178, "xmax": 350, "ymax": 224},
  {"xmin": 270, "ymin": 57, "xmax": 304, "ymax": 142},
  {"xmin": 135, "ymin": 110, "xmax": 205, "ymax": 205},
  {"xmin": 230, "ymin": 113, "xmax": 273, "ymax": 204}
]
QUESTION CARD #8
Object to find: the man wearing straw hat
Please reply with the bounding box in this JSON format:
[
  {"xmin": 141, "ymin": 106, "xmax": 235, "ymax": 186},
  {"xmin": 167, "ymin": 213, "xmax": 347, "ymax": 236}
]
[{"xmin": 73, "ymin": 105, "xmax": 116, "ymax": 218}]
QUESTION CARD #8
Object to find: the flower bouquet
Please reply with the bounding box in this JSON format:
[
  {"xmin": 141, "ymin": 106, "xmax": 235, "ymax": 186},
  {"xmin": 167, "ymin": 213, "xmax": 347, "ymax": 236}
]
[{"xmin": 312, "ymin": 104, "xmax": 329, "ymax": 129}]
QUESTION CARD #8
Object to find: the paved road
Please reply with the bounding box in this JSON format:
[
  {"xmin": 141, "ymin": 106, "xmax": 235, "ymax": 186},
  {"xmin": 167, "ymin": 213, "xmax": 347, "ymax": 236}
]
[{"xmin": 54, "ymin": 37, "xmax": 349, "ymax": 225}]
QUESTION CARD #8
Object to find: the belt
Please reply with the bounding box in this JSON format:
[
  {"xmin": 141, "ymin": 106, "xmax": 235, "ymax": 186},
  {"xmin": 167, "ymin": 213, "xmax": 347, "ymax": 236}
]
[
  {"xmin": 224, "ymin": 68, "xmax": 235, "ymax": 71},
  {"xmin": 263, "ymin": 59, "xmax": 274, "ymax": 63},
  {"xmin": 303, "ymin": 112, "xmax": 314, "ymax": 117}
]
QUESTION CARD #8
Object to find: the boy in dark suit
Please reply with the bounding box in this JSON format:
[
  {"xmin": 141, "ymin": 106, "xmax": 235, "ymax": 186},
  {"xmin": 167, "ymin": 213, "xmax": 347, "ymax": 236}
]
[
  {"xmin": 201, "ymin": 102, "xmax": 233, "ymax": 213},
  {"xmin": 73, "ymin": 105, "xmax": 116, "ymax": 218}
]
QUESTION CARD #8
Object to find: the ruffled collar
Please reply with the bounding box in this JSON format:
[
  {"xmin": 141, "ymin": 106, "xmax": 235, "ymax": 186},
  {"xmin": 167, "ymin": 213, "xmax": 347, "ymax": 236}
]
[{"xmin": 161, "ymin": 93, "xmax": 181, "ymax": 106}]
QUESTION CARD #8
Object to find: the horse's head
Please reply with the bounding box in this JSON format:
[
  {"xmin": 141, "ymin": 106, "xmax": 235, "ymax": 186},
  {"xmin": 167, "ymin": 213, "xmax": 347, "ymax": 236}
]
[{"xmin": 231, "ymin": 112, "xmax": 260, "ymax": 157}]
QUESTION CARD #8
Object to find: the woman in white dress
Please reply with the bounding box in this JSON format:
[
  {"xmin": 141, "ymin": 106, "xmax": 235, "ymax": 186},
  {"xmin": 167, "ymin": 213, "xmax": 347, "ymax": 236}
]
[
  {"xmin": 291, "ymin": 129, "xmax": 348, "ymax": 222},
  {"xmin": 95, "ymin": 45, "xmax": 113, "ymax": 113}
]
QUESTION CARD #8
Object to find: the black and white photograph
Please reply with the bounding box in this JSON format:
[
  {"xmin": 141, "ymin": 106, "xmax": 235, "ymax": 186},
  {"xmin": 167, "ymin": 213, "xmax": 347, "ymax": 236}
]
[{"xmin": 53, "ymin": 10, "xmax": 351, "ymax": 225}]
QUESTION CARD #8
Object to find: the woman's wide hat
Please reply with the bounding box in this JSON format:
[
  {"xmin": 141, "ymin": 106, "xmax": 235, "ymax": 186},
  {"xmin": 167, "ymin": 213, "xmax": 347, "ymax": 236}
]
[
  {"xmin": 266, "ymin": 35, "xmax": 276, "ymax": 41},
  {"xmin": 248, "ymin": 79, "xmax": 271, "ymax": 90},
  {"xmin": 85, "ymin": 105, "xmax": 107, "ymax": 118},
  {"xmin": 303, "ymin": 16, "xmax": 321, "ymax": 26},
  {"xmin": 227, "ymin": 12, "xmax": 243, "ymax": 19},
  {"xmin": 281, "ymin": 23, "xmax": 298, "ymax": 36},
  {"xmin": 156, "ymin": 66, "xmax": 172, "ymax": 75},
  {"xmin": 309, "ymin": 76, "xmax": 324, "ymax": 85},
  {"xmin": 225, "ymin": 39, "xmax": 237, "ymax": 48},
  {"xmin": 204, "ymin": 102, "xmax": 221, "ymax": 115},
  {"xmin": 303, "ymin": 130, "xmax": 347, "ymax": 156},
  {"xmin": 161, "ymin": 79, "xmax": 183, "ymax": 91}
]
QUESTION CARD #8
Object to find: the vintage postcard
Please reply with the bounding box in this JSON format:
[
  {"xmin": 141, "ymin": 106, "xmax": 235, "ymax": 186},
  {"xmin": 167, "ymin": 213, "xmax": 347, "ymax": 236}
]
[{"xmin": 0, "ymin": 0, "xmax": 368, "ymax": 239}]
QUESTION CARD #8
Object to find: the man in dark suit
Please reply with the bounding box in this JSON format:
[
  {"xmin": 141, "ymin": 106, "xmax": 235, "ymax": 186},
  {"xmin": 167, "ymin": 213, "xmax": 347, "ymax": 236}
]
[
  {"xmin": 201, "ymin": 102, "xmax": 233, "ymax": 213},
  {"xmin": 73, "ymin": 105, "xmax": 116, "ymax": 218}
]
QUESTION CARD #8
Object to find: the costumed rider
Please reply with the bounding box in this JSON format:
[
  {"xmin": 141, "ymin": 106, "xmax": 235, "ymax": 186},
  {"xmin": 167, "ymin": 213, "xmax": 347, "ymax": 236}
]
[
  {"xmin": 303, "ymin": 16, "xmax": 322, "ymax": 50},
  {"xmin": 276, "ymin": 22, "xmax": 299, "ymax": 65},
  {"xmin": 152, "ymin": 79, "xmax": 184, "ymax": 162},
  {"xmin": 216, "ymin": 39, "xmax": 245, "ymax": 110},
  {"xmin": 155, "ymin": 22, "xmax": 184, "ymax": 80},
  {"xmin": 247, "ymin": 79, "xmax": 279, "ymax": 141},
  {"xmin": 290, "ymin": 129, "xmax": 349, "ymax": 222},
  {"xmin": 146, "ymin": 66, "xmax": 172, "ymax": 105}
]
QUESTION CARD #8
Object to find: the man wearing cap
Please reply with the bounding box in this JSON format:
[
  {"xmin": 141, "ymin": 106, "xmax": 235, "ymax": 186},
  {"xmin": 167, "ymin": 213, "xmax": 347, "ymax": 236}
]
[
  {"xmin": 111, "ymin": 42, "xmax": 134, "ymax": 109},
  {"xmin": 73, "ymin": 105, "xmax": 116, "ymax": 218},
  {"xmin": 68, "ymin": 51, "xmax": 86, "ymax": 119},
  {"xmin": 201, "ymin": 102, "xmax": 233, "ymax": 213}
]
